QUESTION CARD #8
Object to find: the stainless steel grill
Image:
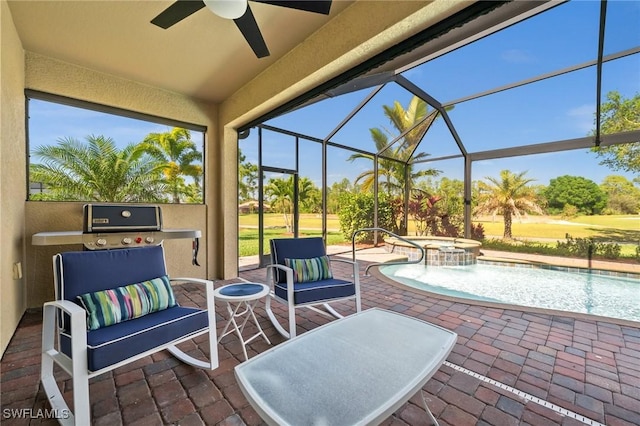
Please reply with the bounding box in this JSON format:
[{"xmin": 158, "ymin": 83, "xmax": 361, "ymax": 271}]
[{"xmin": 32, "ymin": 204, "xmax": 201, "ymax": 251}]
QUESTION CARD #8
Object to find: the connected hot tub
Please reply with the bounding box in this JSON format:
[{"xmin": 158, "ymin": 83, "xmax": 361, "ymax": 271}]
[{"xmin": 384, "ymin": 236, "xmax": 481, "ymax": 266}]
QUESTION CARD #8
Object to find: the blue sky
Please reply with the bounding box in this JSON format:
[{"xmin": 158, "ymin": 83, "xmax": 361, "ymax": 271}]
[{"xmin": 30, "ymin": 0, "xmax": 639, "ymax": 192}]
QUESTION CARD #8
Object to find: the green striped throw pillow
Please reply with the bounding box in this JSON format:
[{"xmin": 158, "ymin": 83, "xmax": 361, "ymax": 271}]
[
  {"xmin": 77, "ymin": 275, "xmax": 177, "ymax": 330},
  {"xmin": 284, "ymin": 255, "xmax": 333, "ymax": 283}
]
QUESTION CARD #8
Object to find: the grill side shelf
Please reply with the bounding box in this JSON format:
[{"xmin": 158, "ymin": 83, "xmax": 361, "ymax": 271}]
[{"xmin": 32, "ymin": 229, "xmax": 201, "ymax": 247}]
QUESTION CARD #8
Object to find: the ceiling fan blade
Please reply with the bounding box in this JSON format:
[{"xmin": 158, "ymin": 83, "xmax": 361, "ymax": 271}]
[
  {"xmin": 234, "ymin": 5, "xmax": 270, "ymax": 58},
  {"xmin": 252, "ymin": 0, "xmax": 332, "ymax": 15},
  {"xmin": 151, "ymin": 0, "xmax": 206, "ymax": 29}
]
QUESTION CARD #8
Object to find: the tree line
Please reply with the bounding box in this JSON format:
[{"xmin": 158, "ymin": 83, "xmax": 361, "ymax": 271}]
[{"xmin": 30, "ymin": 127, "xmax": 203, "ymax": 203}]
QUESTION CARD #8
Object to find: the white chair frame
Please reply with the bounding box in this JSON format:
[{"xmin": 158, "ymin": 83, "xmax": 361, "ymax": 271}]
[
  {"xmin": 265, "ymin": 258, "xmax": 361, "ymax": 339},
  {"xmin": 41, "ymin": 275, "xmax": 217, "ymax": 426}
]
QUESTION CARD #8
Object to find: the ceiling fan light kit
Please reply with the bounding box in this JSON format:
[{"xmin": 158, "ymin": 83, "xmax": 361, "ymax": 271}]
[
  {"xmin": 151, "ymin": 0, "xmax": 333, "ymax": 58},
  {"xmin": 203, "ymin": 0, "xmax": 247, "ymax": 20}
]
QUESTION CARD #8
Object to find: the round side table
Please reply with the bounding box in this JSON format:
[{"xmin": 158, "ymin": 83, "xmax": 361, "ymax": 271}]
[{"xmin": 214, "ymin": 282, "xmax": 271, "ymax": 361}]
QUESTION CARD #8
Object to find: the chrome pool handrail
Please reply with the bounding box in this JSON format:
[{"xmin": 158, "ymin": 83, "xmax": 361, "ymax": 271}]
[{"xmin": 351, "ymin": 228, "xmax": 425, "ymax": 276}]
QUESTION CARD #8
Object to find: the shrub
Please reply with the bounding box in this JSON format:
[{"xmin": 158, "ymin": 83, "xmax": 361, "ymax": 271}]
[
  {"xmin": 337, "ymin": 192, "xmax": 397, "ymax": 243},
  {"xmin": 561, "ymin": 204, "xmax": 579, "ymax": 219},
  {"xmin": 471, "ymin": 223, "xmax": 485, "ymax": 241},
  {"xmin": 556, "ymin": 234, "xmax": 622, "ymax": 259},
  {"xmin": 599, "ymin": 243, "xmax": 621, "ymax": 259}
]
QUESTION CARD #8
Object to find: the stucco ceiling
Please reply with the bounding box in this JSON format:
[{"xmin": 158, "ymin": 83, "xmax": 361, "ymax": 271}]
[{"xmin": 7, "ymin": 0, "xmax": 354, "ymax": 104}]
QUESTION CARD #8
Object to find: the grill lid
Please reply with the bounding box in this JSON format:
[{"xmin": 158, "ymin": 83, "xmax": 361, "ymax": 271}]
[{"xmin": 83, "ymin": 204, "xmax": 162, "ymax": 233}]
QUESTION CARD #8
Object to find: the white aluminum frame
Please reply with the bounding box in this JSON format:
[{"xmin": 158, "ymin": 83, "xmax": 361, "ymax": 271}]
[
  {"xmin": 264, "ymin": 257, "xmax": 362, "ymax": 339},
  {"xmin": 214, "ymin": 283, "xmax": 272, "ymax": 360}
]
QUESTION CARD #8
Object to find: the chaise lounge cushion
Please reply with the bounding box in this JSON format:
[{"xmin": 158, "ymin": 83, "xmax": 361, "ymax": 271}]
[{"xmin": 60, "ymin": 306, "xmax": 208, "ymax": 372}]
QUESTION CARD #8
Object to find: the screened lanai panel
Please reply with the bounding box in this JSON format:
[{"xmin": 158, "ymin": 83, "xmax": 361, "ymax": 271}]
[
  {"xmin": 326, "ymin": 145, "xmax": 373, "ymax": 196},
  {"xmin": 298, "ymin": 139, "xmax": 322, "ymax": 216},
  {"xmin": 411, "ymin": 157, "xmax": 465, "ymax": 210},
  {"xmin": 414, "ymin": 157, "xmax": 464, "ymax": 185},
  {"xmin": 261, "ymin": 128, "xmax": 296, "ymax": 169},
  {"xmin": 603, "ymin": 1, "xmax": 640, "ymax": 56},
  {"xmin": 403, "ymin": 0, "xmax": 599, "ymax": 104},
  {"xmin": 330, "ymin": 83, "xmax": 418, "ymax": 153},
  {"xmin": 601, "ymin": 53, "xmax": 640, "ymax": 119},
  {"xmin": 238, "ymin": 128, "xmax": 259, "ymax": 201},
  {"xmin": 471, "ymin": 150, "xmax": 631, "ymax": 190},
  {"xmin": 413, "ymin": 112, "xmax": 462, "ymax": 159},
  {"xmin": 264, "ymin": 89, "xmax": 373, "ymax": 140},
  {"xmin": 472, "ymin": 148, "xmax": 638, "ymax": 217},
  {"xmin": 448, "ymin": 66, "xmax": 597, "ymax": 153}
]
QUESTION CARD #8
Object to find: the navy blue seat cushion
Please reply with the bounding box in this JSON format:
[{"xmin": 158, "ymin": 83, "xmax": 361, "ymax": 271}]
[
  {"xmin": 270, "ymin": 237, "xmax": 327, "ymax": 284},
  {"xmin": 219, "ymin": 283, "xmax": 263, "ymax": 297},
  {"xmin": 274, "ymin": 278, "xmax": 355, "ymax": 305},
  {"xmin": 57, "ymin": 246, "xmax": 168, "ymax": 301},
  {"xmin": 61, "ymin": 306, "xmax": 208, "ymax": 372}
]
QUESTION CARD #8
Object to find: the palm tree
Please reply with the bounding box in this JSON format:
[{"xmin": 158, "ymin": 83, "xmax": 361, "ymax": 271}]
[
  {"xmin": 265, "ymin": 175, "xmax": 320, "ymax": 231},
  {"xmin": 474, "ymin": 170, "xmax": 544, "ymax": 239},
  {"xmin": 137, "ymin": 127, "xmax": 202, "ymax": 203},
  {"xmin": 348, "ymin": 96, "xmax": 440, "ymax": 195},
  {"xmin": 265, "ymin": 176, "xmax": 294, "ymax": 232},
  {"xmin": 238, "ymin": 148, "xmax": 258, "ymax": 201},
  {"xmin": 30, "ymin": 135, "xmax": 166, "ymax": 202}
]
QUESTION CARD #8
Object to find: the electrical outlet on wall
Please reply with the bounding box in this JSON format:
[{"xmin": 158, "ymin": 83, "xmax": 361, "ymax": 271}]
[{"xmin": 13, "ymin": 262, "xmax": 22, "ymax": 280}]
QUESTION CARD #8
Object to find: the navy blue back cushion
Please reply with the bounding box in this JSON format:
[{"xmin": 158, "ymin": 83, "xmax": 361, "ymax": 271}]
[
  {"xmin": 56, "ymin": 246, "xmax": 167, "ymax": 302},
  {"xmin": 270, "ymin": 237, "xmax": 327, "ymax": 283}
]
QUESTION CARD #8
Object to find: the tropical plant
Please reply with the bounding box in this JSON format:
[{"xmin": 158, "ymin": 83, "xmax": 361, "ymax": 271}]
[
  {"xmin": 327, "ymin": 178, "xmax": 355, "ymax": 214},
  {"xmin": 408, "ymin": 193, "xmax": 441, "ymax": 236},
  {"xmin": 264, "ymin": 175, "xmax": 320, "ymax": 231},
  {"xmin": 599, "ymin": 175, "xmax": 640, "ymax": 214},
  {"xmin": 474, "ymin": 170, "xmax": 544, "ymax": 240},
  {"xmin": 337, "ymin": 192, "xmax": 397, "ymax": 243},
  {"xmin": 348, "ymin": 96, "xmax": 440, "ymax": 195},
  {"xmin": 136, "ymin": 127, "xmax": 202, "ymax": 203},
  {"xmin": 265, "ymin": 177, "xmax": 294, "ymax": 232},
  {"xmin": 299, "ymin": 178, "xmax": 322, "ymax": 213},
  {"xmin": 590, "ymin": 91, "xmax": 640, "ymax": 173},
  {"xmin": 238, "ymin": 148, "xmax": 258, "ymax": 201},
  {"xmin": 30, "ymin": 135, "xmax": 167, "ymax": 202}
]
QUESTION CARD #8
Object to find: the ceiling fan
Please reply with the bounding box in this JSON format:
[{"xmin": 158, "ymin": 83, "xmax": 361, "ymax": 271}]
[{"xmin": 151, "ymin": 0, "xmax": 333, "ymax": 58}]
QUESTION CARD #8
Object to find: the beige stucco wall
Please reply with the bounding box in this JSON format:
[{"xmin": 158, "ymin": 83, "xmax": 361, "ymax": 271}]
[{"xmin": 1, "ymin": 0, "xmax": 27, "ymax": 355}]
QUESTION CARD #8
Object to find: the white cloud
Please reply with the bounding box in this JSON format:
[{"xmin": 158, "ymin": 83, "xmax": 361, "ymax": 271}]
[
  {"xmin": 501, "ymin": 49, "xmax": 535, "ymax": 64},
  {"xmin": 567, "ymin": 103, "xmax": 595, "ymax": 133}
]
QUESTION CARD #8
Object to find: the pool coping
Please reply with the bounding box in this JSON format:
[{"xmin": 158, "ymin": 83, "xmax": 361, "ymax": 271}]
[
  {"xmin": 370, "ymin": 261, "xmax": 640, "ymax": 329},
  {"xmin": 479, "ymin": 255, "xmax": 640, "ymax": 279}
]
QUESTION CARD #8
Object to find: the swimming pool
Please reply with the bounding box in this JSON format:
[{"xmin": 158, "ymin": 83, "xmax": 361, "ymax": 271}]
[{"xmin": 379, "ymin": 263, "xmax": 640, "ymax": 323}]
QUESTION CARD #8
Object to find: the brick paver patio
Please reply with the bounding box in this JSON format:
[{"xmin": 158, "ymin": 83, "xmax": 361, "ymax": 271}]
[{"xmin": 2, "ymin": 256, "xmax": 639, "ymax": 425}]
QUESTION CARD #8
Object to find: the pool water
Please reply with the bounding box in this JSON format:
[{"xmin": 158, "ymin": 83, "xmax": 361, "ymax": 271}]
[{"xmin": 380, "ymin": 263, "xmax": 640, "ymax": 322}]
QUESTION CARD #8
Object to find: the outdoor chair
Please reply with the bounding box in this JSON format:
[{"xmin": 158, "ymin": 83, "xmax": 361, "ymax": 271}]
[
  {"xmin": 40, "ymin": 245, "xmax": 218, "ymax": 425},
  {"xmin": 265, "ymin": 237, "xmax": 361, "ymax": 339}
]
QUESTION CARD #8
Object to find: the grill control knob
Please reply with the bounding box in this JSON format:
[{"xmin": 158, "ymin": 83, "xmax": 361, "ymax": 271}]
[
  {"xmin": 122, "ymin": 238, "xmax": 132, "ymax": 245},
  {"xmin": 145, "ymin": 236, "xmax": 155, "ymax": 244},
  {"xmin": 96, "ymin": 238, "xmax": 107, "ymax": 247}
]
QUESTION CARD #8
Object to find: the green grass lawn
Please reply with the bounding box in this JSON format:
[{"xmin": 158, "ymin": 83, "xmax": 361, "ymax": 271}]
[
  {"xmin": 476, "ymin": 215, "xmax": 639, "ymax": 242},
  {"xmin": 239, "ymin": 213, "xmax": 341, "ymax": 230},
  {"xmin": 239, "ymin": 213, "xmax": 639, "ymax": 259},
  {"xmin": 239, "ymin": 227, "xmax": 346, "ymax": 257}
]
